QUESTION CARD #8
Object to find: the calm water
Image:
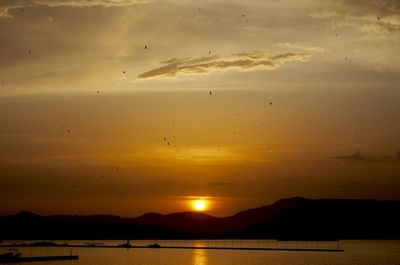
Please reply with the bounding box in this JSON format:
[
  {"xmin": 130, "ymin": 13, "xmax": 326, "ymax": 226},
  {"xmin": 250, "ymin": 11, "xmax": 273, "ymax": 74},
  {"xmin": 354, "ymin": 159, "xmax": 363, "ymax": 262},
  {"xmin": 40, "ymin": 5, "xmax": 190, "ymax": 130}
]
[{"xmin": 1, "ymin": 240, "xmax": 400, "ymax": 265}]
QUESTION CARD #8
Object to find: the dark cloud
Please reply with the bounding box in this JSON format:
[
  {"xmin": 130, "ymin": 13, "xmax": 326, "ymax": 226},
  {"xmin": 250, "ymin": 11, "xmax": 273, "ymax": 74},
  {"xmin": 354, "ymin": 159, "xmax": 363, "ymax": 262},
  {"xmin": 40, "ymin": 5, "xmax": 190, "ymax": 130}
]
[
  {"xmin": 331, "ymin": 151, "xmax": 367, "ymax": 161},
  {"xmin": 331, "ymin": 150, "xmax": 400, "ymax": 163},
  {"xmin": 137, "ymin": 52, "xmax": 310, "ymax": 79}
]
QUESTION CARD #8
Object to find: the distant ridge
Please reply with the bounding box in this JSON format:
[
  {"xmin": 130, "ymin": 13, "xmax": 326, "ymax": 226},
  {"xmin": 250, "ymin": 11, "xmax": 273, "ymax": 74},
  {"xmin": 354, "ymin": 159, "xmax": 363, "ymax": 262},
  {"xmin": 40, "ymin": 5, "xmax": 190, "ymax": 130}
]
[{"xmin": 1, "ymin": 197, "xmax": 400, "ymax": 240}]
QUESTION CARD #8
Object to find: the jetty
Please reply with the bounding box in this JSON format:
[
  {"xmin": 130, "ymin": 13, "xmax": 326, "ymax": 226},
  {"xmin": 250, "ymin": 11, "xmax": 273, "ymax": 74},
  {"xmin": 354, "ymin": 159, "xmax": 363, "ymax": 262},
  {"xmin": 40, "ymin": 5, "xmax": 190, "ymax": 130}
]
[
  {"xmin": 0, "ymin": 255, "xmax": 79, "ymax": 263},
  {"xmin": 1, "ymin": 241, "xmax": 344, "ymax": 252}
]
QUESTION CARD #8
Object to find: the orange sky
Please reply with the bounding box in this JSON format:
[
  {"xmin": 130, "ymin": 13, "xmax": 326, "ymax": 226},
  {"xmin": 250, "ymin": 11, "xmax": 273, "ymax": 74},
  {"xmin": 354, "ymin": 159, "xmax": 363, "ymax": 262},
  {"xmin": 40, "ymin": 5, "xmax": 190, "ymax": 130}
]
[{"xmin": 0, "ymin": 0, "xmax": 400, "ymax": 217}]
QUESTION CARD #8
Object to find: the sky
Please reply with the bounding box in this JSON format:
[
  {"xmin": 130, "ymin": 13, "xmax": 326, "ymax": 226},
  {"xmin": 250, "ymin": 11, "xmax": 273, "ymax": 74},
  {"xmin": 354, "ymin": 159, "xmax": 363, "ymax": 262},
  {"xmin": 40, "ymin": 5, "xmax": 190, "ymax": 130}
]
[{"xmin": 0, "ymin": 0, "xmax": 400, "ymax": 217}]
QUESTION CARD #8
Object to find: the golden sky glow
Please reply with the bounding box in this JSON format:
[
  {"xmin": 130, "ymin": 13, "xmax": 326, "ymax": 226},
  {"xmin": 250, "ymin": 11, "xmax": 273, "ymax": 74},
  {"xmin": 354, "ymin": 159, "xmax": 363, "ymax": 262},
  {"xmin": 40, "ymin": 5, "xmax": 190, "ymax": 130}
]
[{"xmin": 0, "ymin": 0, "xmax": 400, "ymax": 217}]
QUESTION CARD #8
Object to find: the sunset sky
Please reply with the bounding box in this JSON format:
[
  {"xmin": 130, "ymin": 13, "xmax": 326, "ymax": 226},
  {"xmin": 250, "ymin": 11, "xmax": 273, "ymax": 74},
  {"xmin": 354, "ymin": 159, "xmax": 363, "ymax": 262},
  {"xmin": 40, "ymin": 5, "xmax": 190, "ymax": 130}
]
[{"xmin": 0, "ymin": 0, "xmax": 399, "ymax": 217}]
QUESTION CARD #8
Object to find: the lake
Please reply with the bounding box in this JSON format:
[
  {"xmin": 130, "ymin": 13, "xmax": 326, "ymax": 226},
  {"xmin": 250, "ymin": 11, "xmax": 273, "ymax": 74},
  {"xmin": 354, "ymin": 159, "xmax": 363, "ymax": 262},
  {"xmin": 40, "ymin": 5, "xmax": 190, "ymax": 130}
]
[{"xmin": 1, "ymin": 240, "xmax": 400, "ymax": 265}]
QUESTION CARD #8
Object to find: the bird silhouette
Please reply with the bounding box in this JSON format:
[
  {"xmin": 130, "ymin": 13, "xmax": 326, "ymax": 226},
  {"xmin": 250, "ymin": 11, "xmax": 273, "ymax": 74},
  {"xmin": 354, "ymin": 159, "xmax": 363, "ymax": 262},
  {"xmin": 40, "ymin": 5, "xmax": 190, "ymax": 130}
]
[{"xmin": 144, "ymin": 44, "xmax": 148, "ymax": 49}]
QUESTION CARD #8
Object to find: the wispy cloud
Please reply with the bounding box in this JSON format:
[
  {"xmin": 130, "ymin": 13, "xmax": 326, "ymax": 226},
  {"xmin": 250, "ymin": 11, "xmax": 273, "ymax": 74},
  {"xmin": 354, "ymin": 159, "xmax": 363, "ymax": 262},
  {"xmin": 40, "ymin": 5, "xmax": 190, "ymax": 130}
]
[
  {"xmin": 0, "ymin": 0, "xmax": 148, "ymax": 19},
  {"xmin": 137, "ymin": 52, "xmax": 310, "ymax": 79},
  {"xmin": 311, "ymin": 0, "xmax": 400, "ymax": 33}
]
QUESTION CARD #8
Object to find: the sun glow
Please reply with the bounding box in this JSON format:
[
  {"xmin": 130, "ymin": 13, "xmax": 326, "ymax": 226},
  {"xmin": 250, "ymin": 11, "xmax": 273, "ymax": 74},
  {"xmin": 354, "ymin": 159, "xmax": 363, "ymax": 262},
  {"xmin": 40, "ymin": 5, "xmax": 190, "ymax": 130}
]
[{"xmin": 193, "ymin": 199, "xmax": 206, "ymax": 211}]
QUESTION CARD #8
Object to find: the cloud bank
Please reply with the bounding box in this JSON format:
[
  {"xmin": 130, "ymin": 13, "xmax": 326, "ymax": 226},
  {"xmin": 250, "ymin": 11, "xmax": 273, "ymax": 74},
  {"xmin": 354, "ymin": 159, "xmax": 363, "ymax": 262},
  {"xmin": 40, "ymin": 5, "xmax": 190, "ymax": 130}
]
[
  {"xmin": 137, "ymin": 52, "xmax": 310, "ymax": 79},
  {"xmin": 0, "ymin": 0, "xmax": 148, "ymax": 18}
]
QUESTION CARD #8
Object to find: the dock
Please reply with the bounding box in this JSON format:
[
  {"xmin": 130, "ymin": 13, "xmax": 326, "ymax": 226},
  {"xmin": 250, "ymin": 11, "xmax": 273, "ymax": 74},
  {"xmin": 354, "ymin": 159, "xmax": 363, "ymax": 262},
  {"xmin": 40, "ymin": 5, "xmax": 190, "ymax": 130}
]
[
  {"xmin": 1, "ymin": 240, "xmax": 344, "ymax": 253},
  {"xmin": 127, "ymin": 245, "xmax": 344, "ymax": 252},
  {"xmin": 1, "ymin": 244, "xmax": 343, "ymax": 253},
  {"xmin": 0, "ymin": 255, "xmax": 79, "ymax": 263}
]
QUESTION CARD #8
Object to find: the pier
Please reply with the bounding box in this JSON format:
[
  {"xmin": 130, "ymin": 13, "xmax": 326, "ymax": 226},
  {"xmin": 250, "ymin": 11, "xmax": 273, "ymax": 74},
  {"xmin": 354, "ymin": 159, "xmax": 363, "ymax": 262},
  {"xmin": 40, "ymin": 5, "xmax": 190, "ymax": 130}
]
[
  {"xmin": 1, "ymin": 241, "xmax": 344, "ymax": 252},
  {"xmin": 0, "ymin": 255, "xmax": 79, "ymax": 263}
]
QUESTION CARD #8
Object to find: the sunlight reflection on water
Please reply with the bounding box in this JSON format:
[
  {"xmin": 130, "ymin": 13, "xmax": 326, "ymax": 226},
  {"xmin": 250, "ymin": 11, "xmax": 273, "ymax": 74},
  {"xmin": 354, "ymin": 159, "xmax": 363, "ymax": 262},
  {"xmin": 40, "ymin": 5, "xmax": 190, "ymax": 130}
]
[{"xmin": 192, "ymin": 249, "xmax": 207, "ymax": 265}]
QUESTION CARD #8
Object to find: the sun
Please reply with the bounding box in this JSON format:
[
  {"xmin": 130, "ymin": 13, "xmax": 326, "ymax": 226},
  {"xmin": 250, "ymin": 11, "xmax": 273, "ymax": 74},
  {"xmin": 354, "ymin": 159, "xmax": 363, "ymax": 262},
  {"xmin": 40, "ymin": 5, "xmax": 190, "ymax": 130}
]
[{"xmin": 193, "ymin": 199, "xmax": 206, "ymax": 211}]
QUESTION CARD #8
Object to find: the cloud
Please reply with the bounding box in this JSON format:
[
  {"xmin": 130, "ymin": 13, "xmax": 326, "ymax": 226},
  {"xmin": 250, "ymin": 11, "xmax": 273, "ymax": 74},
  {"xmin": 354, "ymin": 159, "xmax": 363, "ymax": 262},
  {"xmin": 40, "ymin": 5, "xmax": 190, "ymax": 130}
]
[
  {"xmin": 275, "ymin": 42, "xmax": 326, "ymax": 53},
  {"xmin": 0, "ymin": 0, "xmax": 148, "ymax": 19},
  {"xmin": 311, "ymin": 0, "xmax": 400, "ymax": 33},
  {"xmin": 201, "ymin": 182, "xmax": 236, "ymax": 187},
  {"xmin": 330, "ymin": 150, "xmax": 400, "ymax": 163},
  {"xmin": 137, "ymin": 52, "xmax": 310, "ymax": 79},
  {"xmin": 330, "ymin": 151, "xmax": 368, "ymax": 161}
]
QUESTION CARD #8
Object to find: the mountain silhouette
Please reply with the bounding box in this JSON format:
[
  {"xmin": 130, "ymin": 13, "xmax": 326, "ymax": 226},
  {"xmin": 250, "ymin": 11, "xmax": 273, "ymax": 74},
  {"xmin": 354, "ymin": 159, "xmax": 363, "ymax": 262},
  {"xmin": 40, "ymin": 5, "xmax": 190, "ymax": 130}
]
[{"xmin": 1, "ymin": 197, "xmax": 399, "ymax": 240}]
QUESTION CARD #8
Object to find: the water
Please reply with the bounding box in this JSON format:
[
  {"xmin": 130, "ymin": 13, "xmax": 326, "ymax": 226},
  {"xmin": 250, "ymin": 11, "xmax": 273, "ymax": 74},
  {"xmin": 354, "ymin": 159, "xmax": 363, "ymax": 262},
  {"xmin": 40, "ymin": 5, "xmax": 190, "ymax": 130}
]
[{"xmin": 1, "ymin": 240, "xmax": 400, "ymax": 265}]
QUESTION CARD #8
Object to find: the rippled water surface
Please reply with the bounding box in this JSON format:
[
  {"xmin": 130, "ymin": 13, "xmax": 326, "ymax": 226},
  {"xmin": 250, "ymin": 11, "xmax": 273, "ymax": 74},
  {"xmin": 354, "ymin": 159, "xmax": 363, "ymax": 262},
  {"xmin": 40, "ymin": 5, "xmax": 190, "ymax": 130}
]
[{"xmin": 1, "ymin": 240, "xmax": 399, "ymax": 265}]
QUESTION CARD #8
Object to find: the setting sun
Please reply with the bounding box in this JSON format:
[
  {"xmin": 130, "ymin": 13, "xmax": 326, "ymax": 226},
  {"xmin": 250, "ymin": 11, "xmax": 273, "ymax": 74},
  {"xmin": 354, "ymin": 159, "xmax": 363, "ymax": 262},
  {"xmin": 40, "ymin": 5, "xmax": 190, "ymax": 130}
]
[{"xmin": 193, "ymin": 200, "xmax": 206, "ymax": 211}]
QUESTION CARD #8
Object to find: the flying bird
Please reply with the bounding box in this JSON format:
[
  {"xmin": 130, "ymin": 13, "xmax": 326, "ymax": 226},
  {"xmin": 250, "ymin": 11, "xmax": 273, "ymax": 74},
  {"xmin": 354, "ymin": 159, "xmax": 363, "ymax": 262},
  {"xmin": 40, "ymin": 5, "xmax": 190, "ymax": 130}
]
[
  {"xmin": 209, "ymin": 91, "xmax": 212, "ymax": 95},
  {"xmin": 144, "ymin": 44, "xmax": 148, "ymax": 49},
  {"xmin": 28, "ymin": 49, "xmax": 31, "ymax": 53},
  {"xmin": 209, "ymin": 50, "xmax": 212, "ymax": 55}
]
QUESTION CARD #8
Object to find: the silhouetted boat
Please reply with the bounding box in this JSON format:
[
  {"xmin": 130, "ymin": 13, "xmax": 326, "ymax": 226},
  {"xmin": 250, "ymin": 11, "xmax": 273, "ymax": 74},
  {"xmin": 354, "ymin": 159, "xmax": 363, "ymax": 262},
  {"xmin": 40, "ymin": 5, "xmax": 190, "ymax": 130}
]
[{"xmin": 147, "ymin": 243, "xmax": 161, "ymax": 248}]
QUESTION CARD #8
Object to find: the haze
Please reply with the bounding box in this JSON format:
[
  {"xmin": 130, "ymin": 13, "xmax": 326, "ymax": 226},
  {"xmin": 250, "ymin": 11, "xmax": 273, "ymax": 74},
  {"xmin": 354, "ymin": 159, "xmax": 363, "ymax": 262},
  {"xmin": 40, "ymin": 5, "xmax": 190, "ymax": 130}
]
[{"xmin": 0, "ymin": 0, "xmax": 399, "ymax": 217}]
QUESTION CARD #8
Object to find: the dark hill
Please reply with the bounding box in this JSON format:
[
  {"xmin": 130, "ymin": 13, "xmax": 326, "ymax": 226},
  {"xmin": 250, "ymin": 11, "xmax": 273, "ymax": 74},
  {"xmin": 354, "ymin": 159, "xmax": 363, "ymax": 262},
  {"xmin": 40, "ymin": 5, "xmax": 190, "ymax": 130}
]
[{"xmin": 1, "ymin": 197, "xmax": 399, "ymax": 240}]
